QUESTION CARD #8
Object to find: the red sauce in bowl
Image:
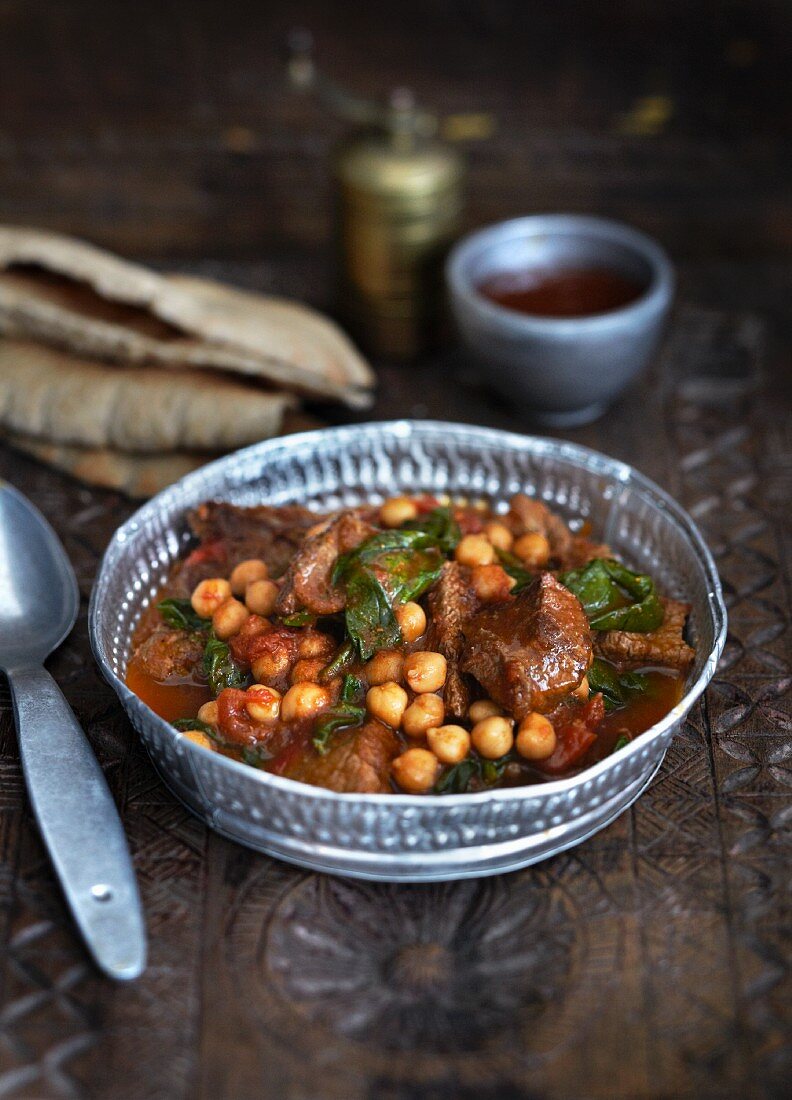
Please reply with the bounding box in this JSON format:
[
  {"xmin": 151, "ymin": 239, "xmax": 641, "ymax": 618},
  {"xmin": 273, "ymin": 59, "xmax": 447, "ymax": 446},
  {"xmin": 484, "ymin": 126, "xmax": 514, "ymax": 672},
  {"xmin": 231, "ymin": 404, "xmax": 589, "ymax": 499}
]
[{"xmin": 477, "ymin": 266, "xmax": 646, "ymax": 318}]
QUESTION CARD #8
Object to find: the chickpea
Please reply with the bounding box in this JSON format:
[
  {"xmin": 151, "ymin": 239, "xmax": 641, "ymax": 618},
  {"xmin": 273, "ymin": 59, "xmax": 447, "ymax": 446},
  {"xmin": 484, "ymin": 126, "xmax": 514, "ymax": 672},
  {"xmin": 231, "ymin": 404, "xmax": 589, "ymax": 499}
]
[
  {"xmin": 181, "ymin": 730, "xmax": 215, "ymax": 751},
  {"xmin": 380, "ymin": 496, "xmax": 419, "ymax": 528},
  {"xmin": 229, "ymin": 558, "xmax": 269, "ymax": 596},
  {"xmin": 298, "ymin": 632, "xmax": 335, "ymax": 659},
  {"xmin": 572, "ymin": 675, "xmax": 590, "ymax": 701},
  {"xmin": 212, "ymin": 597, "xmax": 250, "ymax": 640},
  {"xmin": 468, "ymin": 698, "xmax": 503, "ymax": 723},
  {"xmin": 484, "ymin": 520, "xmax": 514, "ymax": 552},
  {"xmin": 245, "ymin": 684, "xmax": 282, "ymax": 723},
  {"xmin": 245, "ymin": 579, "xmax": 279, "ymax": 617},
  {"xmin": 281, "ymin": 682, "xmax": 332, "ymax": 723},
  {"xmin": 191, "ymin": 577, "xmax": 232, "ymax": 619},
  {"xmin": 252, "ymin": 650, "xmax": 291, "ymax": 685},
  {"xmin": 366, "ymin": 682, "xmax": 409, "ymax": 728},
  {"xmin": 454, "ymin": 533, "xmax": 496, "ymax": 568},
  {"xmin": 471, "ymin": 715, "xmax": 514, "ymax": 759},
  {"xmin": 395, "ymin": 601, "xmax": 427, "ymax": 643},
  {"xmin": 513, "ymin": 532, "xmax": 551, "ymax": 568},
  {"xmin": 290, "ymin": 658, "xmax": 326, "ymax": 685},
  {"xmin": 516, "ymin": 713, "xmax": 557, "ymax": 761},
  {"xmin": 426, "ymin": 724, "xmax": 471, "ymax": 765},
  {"xmin": 402, "ymin": 693, "xmax": 445, "ymax": 738},
  {"xmin": 235, "ymin": 613, "xmax": 271, "ymax": 641},
  {"xmin": 470, "ymin": 564, "xmax": 515, "ymax": 603},
  {"xmin": 403, "ymin": 651, "xmax": 447, "ymax": 694},
  {"xmin": 391, "ymin": 748, "xmax": 440, "ymax": 794},
  {"xmin": 197, "ymin": 700, "xmax": 219, "ymax": 726},
  {"xmin": 365, "ymin": 649, "xmax": 404, "ymax": 686}
]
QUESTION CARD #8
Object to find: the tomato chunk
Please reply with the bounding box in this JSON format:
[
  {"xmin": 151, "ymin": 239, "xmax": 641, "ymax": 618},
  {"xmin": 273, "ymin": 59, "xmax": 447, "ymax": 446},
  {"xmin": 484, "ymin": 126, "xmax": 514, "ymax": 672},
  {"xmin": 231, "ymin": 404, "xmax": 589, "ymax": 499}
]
[{"xmin": 536, "ymin": 694, "xmax": 605, "ymax": 775}]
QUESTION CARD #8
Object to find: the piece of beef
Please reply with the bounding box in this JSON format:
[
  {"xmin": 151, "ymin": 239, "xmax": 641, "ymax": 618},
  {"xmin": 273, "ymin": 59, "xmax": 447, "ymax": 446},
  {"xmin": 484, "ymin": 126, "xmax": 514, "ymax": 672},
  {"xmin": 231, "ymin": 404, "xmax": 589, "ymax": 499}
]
[
  {"xmin": 426, "ymin": 562, "xmax": 480, "ymax": 719},
  {"xmin": 596, "ymin": 598, "xmax": 695, "ymax": 672},
  {"xmin": 188, "ymin": 501, "xmax": 324, "ymax": 579},
  {"xmin": 506, "ymin": 494, "xmax": 610, "ymax": 570},
  {"xmin": 128, "ymin": 629, "xmax": 205, "ymax": 682},
  {"xmin": 282, "ymin": 719, "xmax": 400, "ymax": 793},
  {"xmin": 562, "ymin": 535, "xmax": 613, "ymax": 570},
  {"xmin": 461, "ymin": 572, "xmax": 592, "ymax": 718},
  {"xmin": 275, "ymin": 512, "xmax": 375, "ymax": 616},
  {"xmin": 507, "ymin": 495, "xmax": 574, "ymax": 562}
]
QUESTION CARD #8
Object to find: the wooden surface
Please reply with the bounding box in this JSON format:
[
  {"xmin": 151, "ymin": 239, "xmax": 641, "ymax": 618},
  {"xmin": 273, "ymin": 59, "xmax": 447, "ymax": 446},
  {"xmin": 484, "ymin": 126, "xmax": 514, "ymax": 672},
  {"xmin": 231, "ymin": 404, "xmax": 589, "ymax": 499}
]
[{"xmin": 0, "ymin": 2, "xmax": 790, "ymax": 1097}]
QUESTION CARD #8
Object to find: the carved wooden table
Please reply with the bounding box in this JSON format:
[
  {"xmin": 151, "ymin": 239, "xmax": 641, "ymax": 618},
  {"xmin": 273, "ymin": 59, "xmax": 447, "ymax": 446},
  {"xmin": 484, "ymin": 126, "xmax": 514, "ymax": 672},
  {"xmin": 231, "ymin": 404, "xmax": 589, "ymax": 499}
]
[{"xmin": 0, "ymin": 295, "xmax": 789, "ymax": 1099}]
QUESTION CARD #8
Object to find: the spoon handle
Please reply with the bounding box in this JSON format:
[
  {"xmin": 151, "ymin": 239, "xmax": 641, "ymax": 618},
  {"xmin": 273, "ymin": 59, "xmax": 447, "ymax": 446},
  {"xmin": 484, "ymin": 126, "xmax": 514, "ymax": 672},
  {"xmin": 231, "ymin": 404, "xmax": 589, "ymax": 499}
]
[{"xmin": 8, "ymin": 665, "xmax": 146, "ymax": 980}]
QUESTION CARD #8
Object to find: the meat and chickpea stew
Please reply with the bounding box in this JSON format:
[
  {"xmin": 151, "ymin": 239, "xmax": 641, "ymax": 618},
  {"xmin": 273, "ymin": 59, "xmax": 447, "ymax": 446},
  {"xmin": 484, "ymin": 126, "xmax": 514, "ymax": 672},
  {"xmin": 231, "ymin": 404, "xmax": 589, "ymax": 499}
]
[{"xmin": 126, "ymin": 492, "xmax": 695, "ymax": 795}]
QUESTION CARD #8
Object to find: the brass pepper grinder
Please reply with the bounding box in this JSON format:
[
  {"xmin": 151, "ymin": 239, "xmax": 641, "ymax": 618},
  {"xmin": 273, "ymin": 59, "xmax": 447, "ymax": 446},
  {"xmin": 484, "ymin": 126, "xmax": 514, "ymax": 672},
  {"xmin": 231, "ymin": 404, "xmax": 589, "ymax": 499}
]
[{"xmin": 287, "ymin": 30, "xmax": 492, "ymax": 360}]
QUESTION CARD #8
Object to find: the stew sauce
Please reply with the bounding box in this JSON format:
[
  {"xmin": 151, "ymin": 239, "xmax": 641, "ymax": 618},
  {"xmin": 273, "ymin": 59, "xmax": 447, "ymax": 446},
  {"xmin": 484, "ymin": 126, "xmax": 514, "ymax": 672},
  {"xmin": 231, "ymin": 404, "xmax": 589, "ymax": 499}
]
[{"xmin": 477, "ymin": 266, "xmax": 646, "ymax": 318}]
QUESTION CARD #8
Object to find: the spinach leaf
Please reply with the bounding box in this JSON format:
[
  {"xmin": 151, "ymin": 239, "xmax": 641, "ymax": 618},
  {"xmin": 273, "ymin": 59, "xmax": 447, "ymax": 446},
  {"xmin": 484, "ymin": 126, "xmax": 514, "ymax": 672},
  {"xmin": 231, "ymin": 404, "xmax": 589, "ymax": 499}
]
[
  {"xmin": 496, "ymin": 549, "xmax": 534, "ymax": 593},
  {"xmin": 158, "ymin": 597, "xmax": 208, "ymax": 633},
  {"xmin": 613, "ymin": 735, "xmax": 631, "ymax": 752},
  {"xmin": 281, "ymin": 610, "xmax": 315, "ymax": 627},
  {"xmin": 401, "ymin": 506, "xmax": 461, "ymax": 553},
  {"xmin": 321, "ymin": 639, "xmax": 356, "ymax": 682},
  {"xmin": 312, "ymin": 676, "xmax": 366, "ymax": 755},
  {"xmin": 333, "ymin": 527, "xmax": 445, "ymax": 659},
  {"xmin": 481, "ymin": 759, "xmax": 507, "ymax": 785},
  {"xmin": 588, "ymin": 658, "xmax": 651, "ymax": 710},
  {"xmin": 434, "ymin": 755, "xmax": 507, "ymax": 794},
  {"xmin": 340, "ymin": 674, "xmax": 364, "ymax": 704},
  {"xmin": 242, "ymin": 745, "xmax": 272, "ymax": 768},
  {"xmin": 434, "ymin": 758, "xmax": 480, "ymax": 794},
  {"xmin": 173, "ymin": 717, "xmax": 218, "ymax": 738},
  {"xmin": 203, "ymin": 634, "xmax": 247, "ymax": 697},
  {"xmin": 343, "ymin": 565, "xmax": 403, "ymax": 659},
  {"xmin": 560, "ymin": 558, "xmax": 664, "ymax": 632}
]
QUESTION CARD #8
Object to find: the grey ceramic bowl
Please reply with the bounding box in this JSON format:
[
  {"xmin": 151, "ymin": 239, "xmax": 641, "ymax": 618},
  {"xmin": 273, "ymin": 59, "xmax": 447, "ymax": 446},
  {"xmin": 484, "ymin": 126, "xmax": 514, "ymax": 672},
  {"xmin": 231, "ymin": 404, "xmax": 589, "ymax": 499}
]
[
  {"xmin": 90, "ymin": 421, "xmax": 724, "ymax": 881},
  {"xmin": 446, "ymin": 215, "xmax": 675, "ymax": 426}
]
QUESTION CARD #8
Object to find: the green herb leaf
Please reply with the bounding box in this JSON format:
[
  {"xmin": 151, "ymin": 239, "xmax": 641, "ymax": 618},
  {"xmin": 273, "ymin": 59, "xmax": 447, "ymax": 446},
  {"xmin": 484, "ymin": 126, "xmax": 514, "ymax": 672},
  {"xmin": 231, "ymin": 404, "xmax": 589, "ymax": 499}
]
[
  {"xmin": 332, "ymin": 524, "xmax": 446, "ymax": 659},
  {"xmin": 401, "ymin": 506, "xmax": 461, "ymax": 553},
  {"xmin": 560, "ymin": 558, "xmax": 665, "ymax": 632},
  {"xmin": 434, "ymin": 754, "xmax": 507, "ymax": 794},
  {"xmin": 311, "ymin": 674, "xmax": 366, "ymax": 755},
  {"xmin": 343, "ymin": 566, "xmax": 402, "ymax": 659},
  {"xmin": 434, "ymin": 758, "xmax": 480, "ymax": 794},
  {"xmin": 481, "ymin": 759, "xmax": 507, "ymax": 785},
  {"xmin": 242, "ymin": 745, "xmax": 272, "ymax": 768},
  {"xmin": 203, "ymin": 634, "xmax": 247, "ymax": 697},
  {"xmin": 613, "ymin": 735, "xmax": 631, "ymax": 752},
  {"xmin": 321, "ymin": 639, "xmax": 356, "ymax": 682},
  {"xmin": 158, "ymin": 597, "xmax": 208, "ymax": 632},
  {"xmin": 312, "ymin": 700, "xmax": 366, "ymax": 755},
  {"xmin": 588, "ymin": 658, "xmax": 652, "ymax": 710},
  {"xmin": 173, "ymin": 717, "xmax": 218, "ymax": 739},
  {"xmin": 281, "ymin": 610, "xmax": 315, "ymax": 627},
  {"xmin": 496, "ymin": 549, "xmax": 534, "ymax": 593},
  {"xmin": 341, "ymin": 674, "xmax": 364, "ymax": 704}
]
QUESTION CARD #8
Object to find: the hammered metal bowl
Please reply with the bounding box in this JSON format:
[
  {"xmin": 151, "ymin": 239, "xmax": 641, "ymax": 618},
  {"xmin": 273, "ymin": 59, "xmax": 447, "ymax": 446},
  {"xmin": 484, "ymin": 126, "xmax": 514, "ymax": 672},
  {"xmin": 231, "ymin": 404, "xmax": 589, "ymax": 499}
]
[{"xmin": 89, "ymin": 421, "xmax": 726, "ymax": 881}]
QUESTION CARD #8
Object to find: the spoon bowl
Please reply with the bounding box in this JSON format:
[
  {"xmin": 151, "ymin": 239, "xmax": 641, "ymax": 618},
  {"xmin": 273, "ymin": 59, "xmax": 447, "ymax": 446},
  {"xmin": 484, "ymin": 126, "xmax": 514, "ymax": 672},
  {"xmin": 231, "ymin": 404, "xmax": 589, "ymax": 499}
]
[{"xmin": 0, "ymin": 483, "xmax": 79, "ymax": 669}]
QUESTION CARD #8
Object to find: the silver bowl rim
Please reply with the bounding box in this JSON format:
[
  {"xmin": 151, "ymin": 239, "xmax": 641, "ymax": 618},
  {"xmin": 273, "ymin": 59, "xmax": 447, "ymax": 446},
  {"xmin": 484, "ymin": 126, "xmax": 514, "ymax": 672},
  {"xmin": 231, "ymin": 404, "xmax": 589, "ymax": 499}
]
[
  {"xmin": 89, "ymin": 420, "xmax": 726, "ymax": 808},
  {"xmin": 446, "ymin": 213, "xmax": 675, "ymax": 335}
]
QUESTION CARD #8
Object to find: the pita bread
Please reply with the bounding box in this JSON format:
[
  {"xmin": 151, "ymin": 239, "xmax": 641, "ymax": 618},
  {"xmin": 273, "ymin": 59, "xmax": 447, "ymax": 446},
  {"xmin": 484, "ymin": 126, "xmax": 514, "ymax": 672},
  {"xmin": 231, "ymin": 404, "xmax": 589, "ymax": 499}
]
[
  {"xmin": 5, "ymin": 432, "xmax": 214, "ymax": 497},
  {"xmin": 4, "ymin": 410, "xmax": 326, "ymax": 497},
  {"xmin": 0, "ymin": 340, "xmax": 295, "ymax": 452},
  {"xmin": 0, "ymin": 226, "xmax": 374, "ymax": 407}
]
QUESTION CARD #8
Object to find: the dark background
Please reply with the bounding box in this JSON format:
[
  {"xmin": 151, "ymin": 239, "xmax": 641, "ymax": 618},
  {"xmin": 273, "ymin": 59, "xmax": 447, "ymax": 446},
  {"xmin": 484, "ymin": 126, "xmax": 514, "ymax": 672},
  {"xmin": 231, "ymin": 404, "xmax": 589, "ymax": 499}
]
[
  {"xmin": 0, "ymin": 4, "xmax": 790, "ymax": 1099},
  {"xmin": 1, "ymin": 0, "xmax": 790, "ymax": 329}
]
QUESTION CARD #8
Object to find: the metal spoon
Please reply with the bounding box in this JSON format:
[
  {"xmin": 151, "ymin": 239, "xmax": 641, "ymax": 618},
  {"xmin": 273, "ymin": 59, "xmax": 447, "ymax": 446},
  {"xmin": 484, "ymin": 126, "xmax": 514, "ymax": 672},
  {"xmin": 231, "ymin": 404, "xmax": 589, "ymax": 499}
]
[{"xmin": 0, "ymin": 483, "xmax": 146, "ymax": 980}]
